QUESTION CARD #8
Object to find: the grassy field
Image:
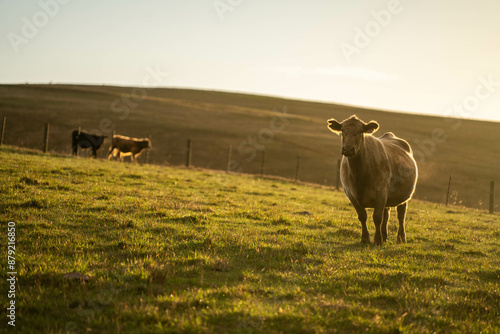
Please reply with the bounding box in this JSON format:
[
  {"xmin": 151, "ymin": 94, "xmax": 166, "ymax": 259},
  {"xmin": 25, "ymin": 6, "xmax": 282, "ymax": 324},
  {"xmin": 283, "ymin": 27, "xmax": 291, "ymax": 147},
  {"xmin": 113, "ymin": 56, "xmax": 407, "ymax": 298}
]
[
  {"xmin": 1, "ymin": 146, "xmax": 499, "ymax": 333},
  {"xmin": 0, "ymin": 84, "xmax": 499, "ymax": 210}
]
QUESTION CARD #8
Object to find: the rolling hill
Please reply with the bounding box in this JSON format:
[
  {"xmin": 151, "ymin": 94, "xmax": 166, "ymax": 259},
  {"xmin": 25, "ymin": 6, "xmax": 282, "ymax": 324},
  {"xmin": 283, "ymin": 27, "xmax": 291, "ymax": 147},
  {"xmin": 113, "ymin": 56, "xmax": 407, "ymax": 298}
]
[{"xmin": 0, "ymin": 84, "xmax": 499, "ymax": 210}]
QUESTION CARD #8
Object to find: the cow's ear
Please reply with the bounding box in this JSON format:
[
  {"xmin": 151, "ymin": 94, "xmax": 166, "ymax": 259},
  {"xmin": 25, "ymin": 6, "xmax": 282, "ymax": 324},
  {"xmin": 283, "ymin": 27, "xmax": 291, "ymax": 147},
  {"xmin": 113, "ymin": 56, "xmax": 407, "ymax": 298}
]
[
  {"xmin": 363, "ymin": 121, "xmax": 379, "ymax": 134},
  {"xmin": 327, "ymin": 119, "xmax": 342, "ymax": 134}
]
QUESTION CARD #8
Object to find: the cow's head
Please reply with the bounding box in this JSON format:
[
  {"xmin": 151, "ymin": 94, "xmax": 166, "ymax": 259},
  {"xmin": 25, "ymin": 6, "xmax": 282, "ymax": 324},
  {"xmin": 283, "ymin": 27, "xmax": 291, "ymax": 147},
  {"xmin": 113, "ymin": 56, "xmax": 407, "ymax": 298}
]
[
  {"xmin": 96, "ymin": 136, "xmax": 107, "ymax": 146},
  {"xmin": 327, "ymin": 115, "xmax": 379, "ymax": 157}
]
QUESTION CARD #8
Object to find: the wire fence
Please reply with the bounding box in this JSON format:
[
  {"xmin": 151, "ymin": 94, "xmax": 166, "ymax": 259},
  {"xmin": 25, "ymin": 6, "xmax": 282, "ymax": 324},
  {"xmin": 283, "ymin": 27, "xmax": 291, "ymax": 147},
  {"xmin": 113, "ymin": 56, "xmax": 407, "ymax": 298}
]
[{"xmin": 0, "ymin": 115, "xmax": 496, "ymax": 214}]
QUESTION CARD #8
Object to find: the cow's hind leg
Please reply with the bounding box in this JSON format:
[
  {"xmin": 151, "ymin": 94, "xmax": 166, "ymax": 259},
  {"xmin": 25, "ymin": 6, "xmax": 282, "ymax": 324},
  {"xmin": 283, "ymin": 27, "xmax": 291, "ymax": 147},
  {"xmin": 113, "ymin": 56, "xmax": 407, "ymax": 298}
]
[
  {"xmin": 107, "ymin": 146, "xmax": 114, "ymax": 160},
  {"xmin": 382, "ymin": 207, "xmax": 390, "ymax": 242},
  {"xmin": 397, "ymin": 202, "xmax": 407, "ymax": 243},
  {"xmin": 372, "ymin": 206, "xmax": 385, "ymax": 246}
]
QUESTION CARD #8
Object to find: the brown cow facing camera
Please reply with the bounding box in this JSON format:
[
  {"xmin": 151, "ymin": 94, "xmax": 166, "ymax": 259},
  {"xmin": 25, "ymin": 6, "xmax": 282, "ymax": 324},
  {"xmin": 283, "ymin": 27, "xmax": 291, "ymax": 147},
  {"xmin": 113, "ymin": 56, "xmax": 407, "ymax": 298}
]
[{"xmin": 327, "ymin": 115, "xmax": 418, "ymax": 245}]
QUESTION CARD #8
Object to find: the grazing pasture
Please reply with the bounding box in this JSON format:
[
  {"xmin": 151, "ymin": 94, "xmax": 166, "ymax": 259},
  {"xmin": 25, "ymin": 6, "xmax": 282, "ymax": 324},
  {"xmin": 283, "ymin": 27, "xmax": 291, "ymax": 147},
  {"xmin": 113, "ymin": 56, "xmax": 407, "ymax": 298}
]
[
  {"xmin": 0, "ymin": 84, "xmax": 499, "ymax": 210},
  {"xmin": 1, "ymin": 146, "xmax": 499, "ymax": 333}
]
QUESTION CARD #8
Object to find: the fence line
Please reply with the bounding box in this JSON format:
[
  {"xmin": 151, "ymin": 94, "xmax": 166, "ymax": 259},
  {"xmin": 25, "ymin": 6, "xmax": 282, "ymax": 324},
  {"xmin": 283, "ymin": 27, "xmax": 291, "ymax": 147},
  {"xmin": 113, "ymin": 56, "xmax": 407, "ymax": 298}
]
[
  {"xmin": 0, "ymin": 119, "xmax": 496, "ymax": 213},
  {"xmin": 445, "ymin": 176, "xmax": 452, "ymax": 206},
  {"xmin": 186, "ymin": 139, "xmax": 192, "ymax": 168},
  {"xmin": 145, "ymin": 134, "xmax": 152, "ymax": 164},
  {"xmin": 43, "ymin": 123, "xmax": 50, "ymax": 153}
]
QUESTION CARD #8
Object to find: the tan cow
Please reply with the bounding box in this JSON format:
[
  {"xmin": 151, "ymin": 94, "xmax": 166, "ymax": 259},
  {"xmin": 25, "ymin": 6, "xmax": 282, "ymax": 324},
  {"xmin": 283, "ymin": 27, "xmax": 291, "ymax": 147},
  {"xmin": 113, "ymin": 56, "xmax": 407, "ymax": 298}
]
[
  {"xmin": 327, "ymin": 115, "xmax": 418, "ymax": 245},
  {"xmin": 108, "ymin": 134, "xmax": 151, "ymax": 162}
]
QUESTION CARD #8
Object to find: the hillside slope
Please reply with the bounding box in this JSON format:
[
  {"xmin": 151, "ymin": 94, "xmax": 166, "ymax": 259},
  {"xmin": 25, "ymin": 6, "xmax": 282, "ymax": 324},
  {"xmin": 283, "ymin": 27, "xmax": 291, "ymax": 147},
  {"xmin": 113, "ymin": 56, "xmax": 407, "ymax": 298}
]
[{"xmin": 0, "ymin": 84, "xmax": 499, "ymax": 209}]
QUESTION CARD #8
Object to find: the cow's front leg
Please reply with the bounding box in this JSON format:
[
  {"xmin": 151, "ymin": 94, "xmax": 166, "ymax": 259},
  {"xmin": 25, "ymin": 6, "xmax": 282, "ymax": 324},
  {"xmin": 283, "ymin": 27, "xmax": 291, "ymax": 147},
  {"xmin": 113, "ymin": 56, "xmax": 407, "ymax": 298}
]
[{"xmin": 353, "ymin": 204, "xmax": 369, "ymax": 243}]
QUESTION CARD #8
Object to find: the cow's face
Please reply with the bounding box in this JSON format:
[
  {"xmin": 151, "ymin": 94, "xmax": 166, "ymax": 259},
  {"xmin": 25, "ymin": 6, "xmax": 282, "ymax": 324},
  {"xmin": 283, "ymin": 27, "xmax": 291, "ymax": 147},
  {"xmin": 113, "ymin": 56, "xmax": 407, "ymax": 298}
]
[{"xmin": 327, "ymin": 115, "xmax": 378, "ymax": 157}]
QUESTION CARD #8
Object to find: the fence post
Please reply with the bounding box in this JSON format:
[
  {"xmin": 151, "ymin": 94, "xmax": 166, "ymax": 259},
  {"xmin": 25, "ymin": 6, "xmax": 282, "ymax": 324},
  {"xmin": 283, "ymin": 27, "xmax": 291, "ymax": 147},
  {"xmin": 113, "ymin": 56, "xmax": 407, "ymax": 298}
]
[
  {"xmin": 111, "ymin": 130, "xmax": 116, "ymax": 157},
  {"xmin": 0, "ymin": 116, "xmax": 7, "ymax": 146},
  {"xmin": 226, "ymin": 144, "xmax": 232, "ymax": 173},
  {"xmin": 295, "ymin": 155, "xmax": 301, "ymax": 182},
  {"xmin": 490, "ymin": 181, "xmax": 495, "ymax": 214},
  {"xmin": 446, "ymin": 176, "xmax": 452, "ymax": 206},
  {"xmin": 43, "ymin": 123, "xmax": 50, "ymax": 153},
  {"xmin": 76, "ymin": 126, "xmax": 82, "ymax": 157},
  {"xmin": 186, "ymin": 139, "xmax": 192, "ymax": 167},
  {"xmin": 145, "ymin": 134, "xmax": 151, "ymax": 164},
  {"xmin": 336, "ymin": 159, "xmax": 341, "ymax": 190},
  {"xmin": 0, "ymin": 116, "xmax": 5, "ymax": 146},
  {"xmin": 260, "ymin": 150, "xmax": 266, "ymax": 177}
]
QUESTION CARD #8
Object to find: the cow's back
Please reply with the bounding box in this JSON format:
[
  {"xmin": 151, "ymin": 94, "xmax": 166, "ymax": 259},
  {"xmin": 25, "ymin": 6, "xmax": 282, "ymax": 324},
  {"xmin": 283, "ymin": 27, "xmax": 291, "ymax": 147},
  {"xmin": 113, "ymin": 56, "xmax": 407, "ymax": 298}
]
[
  {"xmin": 380, "ymin": 133, "xmax": 418, "ymax": 206},
  {"xmin": 113, "ymin": 136, "xmax": 134, "ymax": 152},
  {"xmin": 380, "ymin": 132, "xmax": 412, "ymax": 154}
]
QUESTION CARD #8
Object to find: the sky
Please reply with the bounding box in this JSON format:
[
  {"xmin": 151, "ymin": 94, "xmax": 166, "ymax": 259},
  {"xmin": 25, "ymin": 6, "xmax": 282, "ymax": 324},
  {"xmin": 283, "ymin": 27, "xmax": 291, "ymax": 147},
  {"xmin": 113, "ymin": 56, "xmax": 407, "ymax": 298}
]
[{"xmin": 1, "ymin": 0, "xmax": 500, "ymax": 122}]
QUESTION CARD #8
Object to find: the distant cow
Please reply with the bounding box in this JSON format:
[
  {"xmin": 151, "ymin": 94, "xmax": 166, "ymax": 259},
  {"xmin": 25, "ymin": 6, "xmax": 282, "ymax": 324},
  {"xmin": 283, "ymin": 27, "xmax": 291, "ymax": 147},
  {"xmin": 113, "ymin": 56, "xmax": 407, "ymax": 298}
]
[
  {"xmin": 72, "ymin": 130, "xmax": 107, "ymax": 158},
  {"xmin": 108, "ymin": 134, "xmax": 151, "ymax": 162},
  {"xmin": 327, "ymin": 115, "xmax": 418, "ymax": 245}
]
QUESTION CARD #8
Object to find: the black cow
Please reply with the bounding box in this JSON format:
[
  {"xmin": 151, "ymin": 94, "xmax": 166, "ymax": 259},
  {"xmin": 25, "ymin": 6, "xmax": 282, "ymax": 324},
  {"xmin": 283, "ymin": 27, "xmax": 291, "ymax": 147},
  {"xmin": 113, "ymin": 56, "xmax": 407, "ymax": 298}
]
[{"xmin": 72, "ymin": 130, "xmax": 107, "ymax": 158}]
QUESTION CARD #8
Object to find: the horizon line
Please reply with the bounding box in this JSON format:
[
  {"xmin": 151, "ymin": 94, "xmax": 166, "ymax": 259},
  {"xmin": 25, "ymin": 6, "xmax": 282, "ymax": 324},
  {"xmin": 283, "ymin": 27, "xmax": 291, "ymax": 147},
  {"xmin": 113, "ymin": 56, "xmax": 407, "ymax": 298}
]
[{"xmin": 2, "ymin": 81, "xmax": 499, "ymax": 124}]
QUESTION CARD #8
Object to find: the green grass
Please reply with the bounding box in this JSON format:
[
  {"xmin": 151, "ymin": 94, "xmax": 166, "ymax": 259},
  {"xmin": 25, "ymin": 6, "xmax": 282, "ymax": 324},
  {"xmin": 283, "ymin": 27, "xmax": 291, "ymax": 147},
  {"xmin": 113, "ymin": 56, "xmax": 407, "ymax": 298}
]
[
  {"xmin": 0, "ymin": 84, "xmax": 499, "ymax": 210},
  {"xmin": 1, "ymin": 146, "xmax": 499, "ymax": 333}
]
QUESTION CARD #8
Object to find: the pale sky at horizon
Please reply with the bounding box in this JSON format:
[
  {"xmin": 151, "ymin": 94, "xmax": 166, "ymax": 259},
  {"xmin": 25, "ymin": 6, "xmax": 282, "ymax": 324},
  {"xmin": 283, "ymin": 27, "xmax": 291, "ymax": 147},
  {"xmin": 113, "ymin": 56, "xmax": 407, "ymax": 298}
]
[{"xmin": 1, "ymin": 0, "xmax": 500, "ymax": 122}]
